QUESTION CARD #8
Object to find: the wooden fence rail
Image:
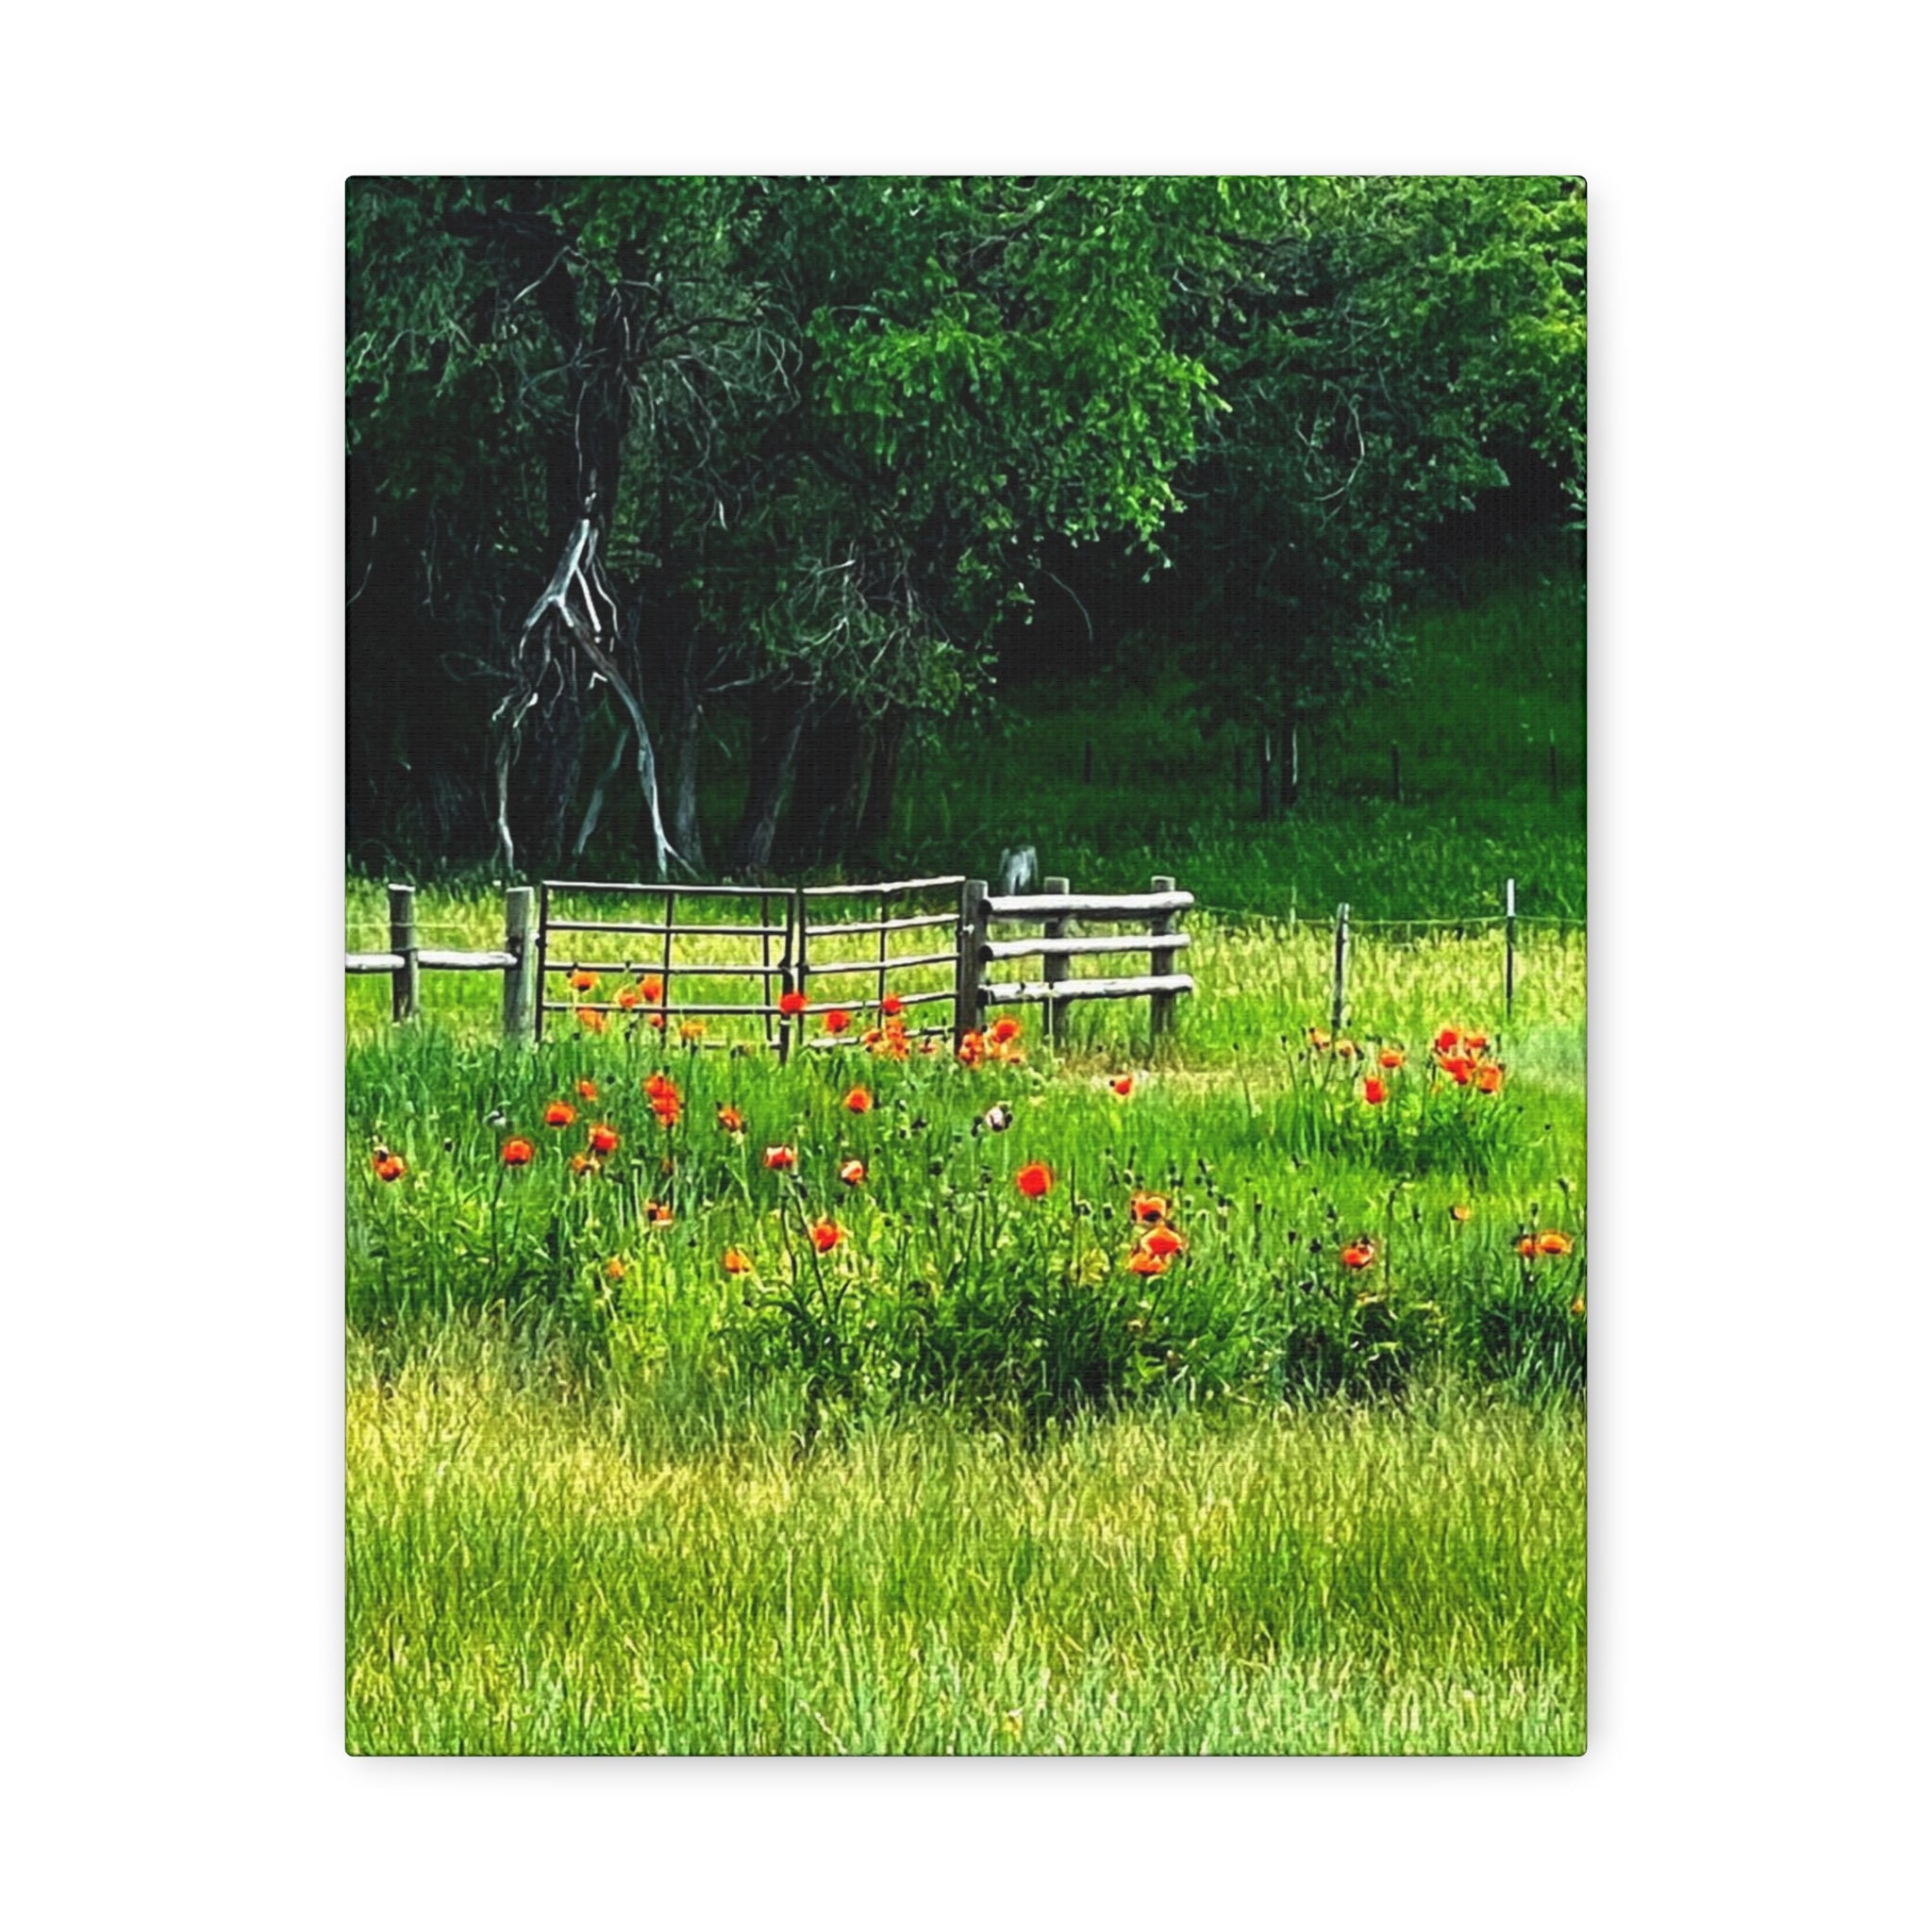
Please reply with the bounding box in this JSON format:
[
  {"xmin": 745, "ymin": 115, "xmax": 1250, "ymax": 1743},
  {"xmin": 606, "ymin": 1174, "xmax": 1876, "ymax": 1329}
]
[
  {"xmin": 957, "ymin": 873, "xmax": 1197, "ymax": 1053},
  {"xmin": 343, "ymin": 885, "xmax": 536, "ymax": 1032}
]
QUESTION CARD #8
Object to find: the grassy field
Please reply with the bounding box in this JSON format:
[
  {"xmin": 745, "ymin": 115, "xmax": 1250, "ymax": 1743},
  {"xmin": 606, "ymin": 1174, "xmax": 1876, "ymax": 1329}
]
[
  {"xmin": 349, "ymin": 1326, "xmax": 1583, "ymax": 1755},
  {"xmin": 347, "ymin": 891, "xmax": 1585, "ymax": 1753}
]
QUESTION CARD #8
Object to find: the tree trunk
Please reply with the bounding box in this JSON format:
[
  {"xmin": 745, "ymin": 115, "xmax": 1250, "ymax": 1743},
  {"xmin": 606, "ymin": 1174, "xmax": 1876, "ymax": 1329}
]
[
  {"xmin": 732, "ymin": 684, "xmax": 808, "ymax": 874},
  {"xmin": 668, "ymin": 639, "xmax": 708, "ymax": 874},
  {"xmin": 850, "ymin": 708, "xmax": 908, "ymax": 867},
  {"xmin": 777, "ymin": 699, "xmax": 866, "ymax": 871}
]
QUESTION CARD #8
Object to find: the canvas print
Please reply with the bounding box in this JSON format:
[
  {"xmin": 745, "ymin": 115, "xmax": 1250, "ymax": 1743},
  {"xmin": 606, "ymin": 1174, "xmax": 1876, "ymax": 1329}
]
[{"xmin": 345, "ymin": 175, "xmax": 1586, "ymax": 1755}]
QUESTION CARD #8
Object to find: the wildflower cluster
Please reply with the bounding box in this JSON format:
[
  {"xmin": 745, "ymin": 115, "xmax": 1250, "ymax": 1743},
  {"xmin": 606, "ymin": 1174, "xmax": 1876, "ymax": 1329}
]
[{"xmin": 959, "ymin": 1015, "xmax": 1025, "ymax": 1069}]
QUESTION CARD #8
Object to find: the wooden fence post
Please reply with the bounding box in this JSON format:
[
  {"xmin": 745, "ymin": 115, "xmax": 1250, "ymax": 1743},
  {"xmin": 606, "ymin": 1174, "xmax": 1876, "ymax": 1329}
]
[
  {"xmin": 1149, "ymin": 874, "xmax": 1177, "ymax": 1049},
  {"xmin": 1505, "ymin": 877, "xmax": 1517, "ymax": 1021},
  {"xmin": 1041, "ymin": 875, "xmax": 1070, "ymax": 1048},
  {"xmin": 1330, "ymin": 901, "xmax": 1349, "ymax": 1038},
  {"xmin": 502, "ymin": 886, "xmax": 536, "ymax": 1039},
  {"xmin": 389, "ymin": 884, "xmax": 418, "ymax": 1023},
  {"xmin": 955, "ymin": 879, "xmax": 988, "ymax": 1050}
]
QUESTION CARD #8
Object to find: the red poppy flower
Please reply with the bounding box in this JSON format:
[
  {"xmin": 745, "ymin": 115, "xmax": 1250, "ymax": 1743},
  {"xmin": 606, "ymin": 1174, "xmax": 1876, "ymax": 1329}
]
[
  {"xmin": 843, "ymin": 1087, "xmax": 873, "ymax": 1114},
  {"xmin": 644, "ymin": 1072, "xmax": 674, "ymax": 1099},
  {"xmin": 374, "ymin": 1154, "xmax": 406, "ymax": 1182},
  {"xmin": 569, "ymin": 970, "xmax": 597, "ymax": 993},
  {"xmin": 1536, "ymin": 1230, "xmax": 1574, "ymax": 1256},
  {"xmin": 1378, "ymin": 1049, "xmax": 1405, "ymax": 1070},
  {"xmin": 990, "ymin": 1017, "xmax": 1022, "ymax": 1045},
  {"xmin": 1435, "ymin": 1027, "xmax": 1460, "ymax": 1054},
  {"xmin": 543, "ymin": 1102, "xmax": 576, "ymax": 1127},
  {"xmin": 1130, "ymin": 1192, "xmax": 1169, "ymax": 1224},
  {"xmin": 576, "ymin": 1008, "xmax": 608, "ymax": 1033},
  {"xmin": 1015, "ymin": 1161, "xmax": 1053, "ymax": 1198},
  {"xmin": 1127, "ymin": 1248, "xmax": 1168, "ymax": 1276},
  {"xmin": 1440, "ymin": 1056, "xmax": 1474, "ymax": 1085},
  {"xmin": 646, "ymin": 1202, "xmax": 675, "ymax": 1228},
  {"xmin": 763, "ymin": 1145, "xmax": 796, "ymax": 1171},
  {"xmin": 1465, "ymin": 1032, "xmax": 1489, "ymax": 1053},
  {"xmin": 723, "ymin": 1247, "xmax": 752, "ymax": 1276},
  {"xmin": 823, "ymin": 1008, "xmax": 852, "ymax": 1036},
  {"xmin": 778, "ymin": 991, "xmax": 808, "ymax": 1018},
  {"xmin": 615, "ymin": 986, "xmax": 640, "ymax": 1010},
  {"xmin": 1362, "ymin": 1077, "xmax": 1387, "ymax": 1106},
  {"xmin": 1110, "ymin": 1075, "xmax": 1135, "ymax": 1097},
  {"xmin": 576, "ymin": 1080, "xmax": 599, "ymax": 1103},
  {"xmin": 1341, "ymin": 1241, "xmax": 1375, "ymax": 1270},
  {"xmin": 641, "ymin": 976, "xmax": 664, "ymax": 1003},
  {"xmin": 501, "ymin": 1138, "xmax": 534, "ymax": 1167},
  {"xmin": 1475, "ymin": 1063, "xmax": 1504, "ymax": 1094},
  {"xmin": 957, "ymin": 1032, "xmax": 986, "ymax": 1067},
  {"xmin": 588, "ymin": 1124, "xmax": 620, "ymax": 1155},
  {"xmin": 881, "ymin": 994, "xmax": 905, "ymax": 1018},
  {"xmin": 1141, "ymin": 1224, "xmax": 1186, "ymax": 1258},
  {"xmin": 716, "ymin": 1104, "xmax": 744, "ymax": 1134},
  {"xmin": 650, "ymin": 1093, "xmax": 682, "ymax": 1128},
  {"xmin": 840, "ymin": 1158, "xmax": 866, "ymax": 1187},
  {"xmin": 810, "ymin": 1218, "xmax": 844, "ymax": 1254}
]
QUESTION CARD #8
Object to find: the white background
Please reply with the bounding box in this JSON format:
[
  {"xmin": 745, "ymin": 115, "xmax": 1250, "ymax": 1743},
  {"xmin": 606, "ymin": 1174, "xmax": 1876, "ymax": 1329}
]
[{"xmin": 2, "ymin": 5, "xmax": 1924, "ymax": 1925}]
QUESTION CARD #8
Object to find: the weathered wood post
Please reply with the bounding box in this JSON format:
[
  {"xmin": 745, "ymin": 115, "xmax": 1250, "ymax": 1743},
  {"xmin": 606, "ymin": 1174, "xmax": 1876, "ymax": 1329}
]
[
  {"xmin": 1330, "ymin": 900, "xmax": 1349, "ymax": 1038},
  {"xmin": 1505, "ymin": 877, "xmax": 1517, "ymax": 1020},
  {"xmin": 389, "ymin": 884, "xmax": 419, "ymax": 1023},
  {"xmin": 1149, "ymin": 874, "xmax": 1178, "ymax": 1049},
  {"xmin": 955, "ymin": 879, "xmax": 989, "ymax": 1051},
  {"xmin": 1041, "ymin": 875, "xmax": 1070, "ymax": 1049},
  {"xmin": 502, "ymin": 885, "xmax": 536, "ymax": 1039}
]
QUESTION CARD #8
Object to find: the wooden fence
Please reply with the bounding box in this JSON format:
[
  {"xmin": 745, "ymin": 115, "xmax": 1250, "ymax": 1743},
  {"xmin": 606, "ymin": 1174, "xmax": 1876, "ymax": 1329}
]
[
  {"xmin": 345, "ymin": 884, "xmax": 537, "ymax": 1033},
  {"xmin": 955, "ymin": 874, "xmax": 1196, "ymax": 1051}
]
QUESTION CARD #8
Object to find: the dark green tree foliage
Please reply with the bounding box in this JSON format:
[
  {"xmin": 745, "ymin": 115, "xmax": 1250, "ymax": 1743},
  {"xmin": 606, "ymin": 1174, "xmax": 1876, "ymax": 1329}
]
[{"xmin": 346, "ymin": 176, "xmax": 1583, "ymax": 874}]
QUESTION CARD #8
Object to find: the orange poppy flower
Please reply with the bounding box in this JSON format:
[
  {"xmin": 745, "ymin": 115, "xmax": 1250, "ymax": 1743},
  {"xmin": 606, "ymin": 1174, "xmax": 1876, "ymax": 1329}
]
[
  {"xmin": 1141, "ymin": 1224, "xmax": 1186, "ymax": 1258},
  {"xmin": 1341, "ymin": 1241, "xmax": 1375, "ymax": 1270},
  {"xmin": 1465, "ymin": 1032, "xmax": 1489, "ymax": 1053},
  {"xmin": 1536, "ymin": 1230, "xmax": 1574, "ymax": 1256},
  {"xmin": 576, "ymin": 1079, "xmax": 599, "ymax": 1103},
  {"xmin": 1434, "ymin": 1027, "xmax": 1460, "ymax": 1055},
  {"xmin": 646, "ymin": 1013, "xmax": 666, "ymax": 1031},
  {"xmin": 374, "ymin": 1154, "xmax": 406, "ymax": 1182},
  {"xmin": 823, "ymin": 1008, "xmax": 852, "ymax": 1036},
  {"xmin": 716, "ymin": 1104, "xmax": 744, "ymax": 1134},
  {"xmin": 1517, "ymin": 1236, "xmax": 1538, "ymax": 1258},
  {"xmin": 1131, "ymin": 1192, "xmax": 1169, "ymax": 1224},
  {"xmin": 1475, "ymin": 1063, "xmax": 1504, "ymax": 1094},
  {"xmin": 644, "ymin": 1072, "xmax": 674, "ymax": 1099},
  {"xmin": 615, "ymin": 986, "xmax": 640, "ymax": 1010},
  {"xmin": 880, "ymin": 994, "xmax": 905, "ymax": 1018},
  {"xmin": 723, "ymin": 1247, "xmax": 752, "ymax": 1276},
  {"xmin": 1362, "ymin": 1076, "xmax": 1387, "ymax": 1106},
  {"xmin": 569, "ymin": 1153, "xmax": 596, "ymax": 1175},
  {"xmin": 501, "ymin": 1138, "xmax": 534, "ymax": 1167},
  {"xmin": 646, "ymin": 1202, "xmax": 675, "ymax": 1228},
  {"xmin": 1110, "ymin": 1075, "xmax": 1135, "ymax": 1097},
  {"xmin": 576, "ymin": 1008, "xmax": 607, "ymax": 1033},
  {"xmin": 990, "ymin": 1017, "xmax": 1022, "ymax": 1045},
  {"xmin": 957, "ymin": 1031, "xmax": 986, "ymax": 1067},
  {"xmin": 1378, "ymin": 1049, "xmax": 1405, "ymax": 1070},
  {"xmin": 1450, "ymin": 1204, "xmax": 1473, "ymax": 1223},
  {"xmin": 569, "ymin": 970, "xmax": 597, "ymax": 992},
  {"xmin": 1127, "ymin": 1248, "xmax": 1169, "ymax": 1276},
  {"xmin": 810, "ymin": 1218, "xmax": 844, "ymax": 1254},
  {"xmin": 650, "ymin": 1093, "xmax": 682, "ymax": 1128},
  {"xmin": 1307, "ymin": 1027, "xmax": 1330, "ymax": 1050},
  {"xmin": 641, "ymin": 976, "xmax": 664, "ymax": 1003},
  {"xmin": 763, "ymin": 1145, "xmax": 796, "ymax": 1171},
  {"xmin": 543, "ymin": 1102, "xmax": 576, "ymax": 1127},
  {"xmin": 840, "ymin": 1158, "xmax": 866, "ymax": 1187},
  {"xmin": 605, "ymin": 1257, "xmax": 625, "ymax": 1281},
  {"xmin": 588, "ymin": 1124, "xmax": 620, "ymax": 1155},
  {"xmin": 843, "ymin": 1087, "xmax": 873, "ymax": 1114},
  {"xmin": 1015, "ymin": 1161, "xmax": 1053, "ymax": 1198},
  {"xmin": 778, "ymin": 991, "xmax": 808, "ymax": 1018},
  {"xmin": 1441, "ymin": 1056, "xmax": 1474, "ymax": 1086}
]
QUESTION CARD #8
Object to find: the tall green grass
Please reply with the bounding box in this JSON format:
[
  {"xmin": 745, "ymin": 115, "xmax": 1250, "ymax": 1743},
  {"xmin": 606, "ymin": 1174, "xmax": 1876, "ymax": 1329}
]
[{"xmin": 347, "ymin": 1323, "xmax": 1583, "ymax": 1756}]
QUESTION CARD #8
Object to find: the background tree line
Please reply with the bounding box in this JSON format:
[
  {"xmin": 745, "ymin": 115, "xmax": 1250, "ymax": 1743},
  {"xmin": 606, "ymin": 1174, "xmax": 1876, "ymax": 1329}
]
[{"xmin": 347, "ymin": 175, "xmax": 1584, "ymax": 878}]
